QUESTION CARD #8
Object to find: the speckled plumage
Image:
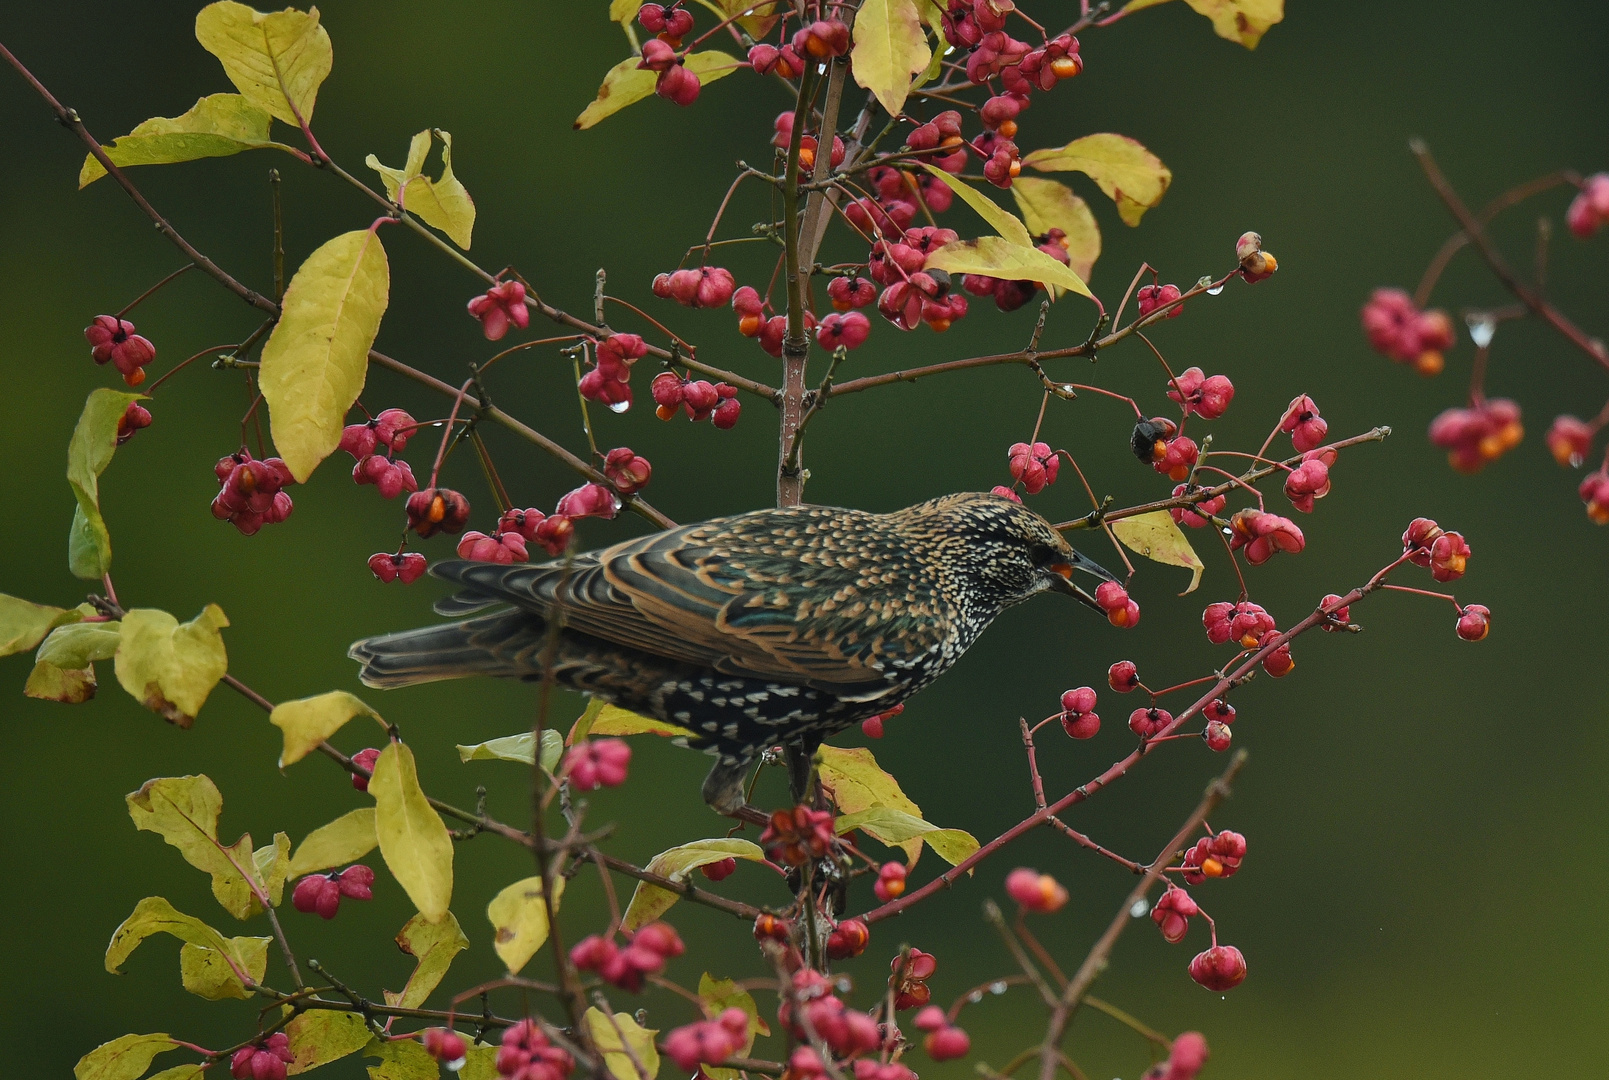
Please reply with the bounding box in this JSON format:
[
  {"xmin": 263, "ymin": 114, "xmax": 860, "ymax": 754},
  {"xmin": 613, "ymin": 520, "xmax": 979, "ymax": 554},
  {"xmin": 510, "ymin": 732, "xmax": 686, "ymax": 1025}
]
[{"xmin": 349, "ymin": 491, "xmax": 1113, "ymax": 813}]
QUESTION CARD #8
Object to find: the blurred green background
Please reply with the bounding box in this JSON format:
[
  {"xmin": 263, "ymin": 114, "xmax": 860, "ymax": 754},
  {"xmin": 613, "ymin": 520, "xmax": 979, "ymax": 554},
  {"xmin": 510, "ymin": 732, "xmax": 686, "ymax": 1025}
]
[{"xmin": 2, "ymin": 2, "xmax": 1607, "ymax": 1077}]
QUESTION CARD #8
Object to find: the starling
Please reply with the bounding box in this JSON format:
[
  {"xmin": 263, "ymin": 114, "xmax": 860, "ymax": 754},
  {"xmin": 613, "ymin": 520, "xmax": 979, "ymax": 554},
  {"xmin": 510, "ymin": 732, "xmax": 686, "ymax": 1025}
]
[{"xmin": 349, "ymin": 492, "xmax": 1115, "ymax": 816}]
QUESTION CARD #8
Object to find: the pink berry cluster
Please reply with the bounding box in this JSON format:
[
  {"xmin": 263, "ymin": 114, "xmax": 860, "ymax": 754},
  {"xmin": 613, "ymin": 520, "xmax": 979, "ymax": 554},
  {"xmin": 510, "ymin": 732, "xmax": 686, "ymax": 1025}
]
[
  {"xmin": 405, "ymin": 486, "xmax": 471, "ymax": 538},
  {"xmin": 1005, "ymin": 867, "xmax": 1069, "ymax": 913},
  {"xmin": 1546, "ymin": 414, "xmax": 1597, "ymax": 468},
  {"xmin": 1094, "ymin": 581, "xmax": 1141, "ymax": 628},
  {"xmin": 1128, "ymin": 705, "xmax": 1172, "ymax": 739},
  {"xmin": 761, "ymin": 805, "xmax": 836, "ymax": 867},
  {"xmin": 1058, "ymin": 685, "xmax": 1099, "ymax": 739},
  {"xmin": 368, "ymin": 551, "xmax": 428, "ymax": 583},
  {"xmin": 1401, "ymin": 517, "xmax": 1471, "ymax": 582},
  {"xmin": 1007, "ymin": 440, "xmax": 1059, "ymax": 493},
  {"xmin": 211, "ymin": 450, "xmax": 294, "ymax": 535},
  {"xmin": 653, "ymin": 266, "xmax": 736, "ymax": 309},
  {"xmin": 825, "ymin": 916, "xmax": 870, "ymax": 959},
  {"xmin": 1227, "ymin": 508, "xmax": 1306, "ymax": 565},
  {"xmin": 873, "ymin": 860, "xmax": 907, "ymax": 902},
  {"xmin": 579, "ymin": 333, "xmax": 649, "ymax": 411},
  {"xmin": 1360, "ymin": 287, "xmax": 1457, "ymax": 376},
  {"xmin": 1151, "ymin": 884, "xmax": 1199, "ymax": 943},
  {"xmin": 467, "ymin": 280, "xmax": 530, "ymax": 340},
  {"xmin": 859, "ymin": 701, "xmax": 905, "ymax": 739},
  {"xmin": 636, "ymin": 4, "xmax": 704, "ymax": 105},
  {"xmin": 651, "ymin": 371, "xmax": 741, "ymax": 427},
  {"xmin": 1137, "ymin": 282, "xmax": 1184, "ymax": 320},
  {"xmin": 1580, "ymin": 470, "xmax": 1609, "ymax": 525},
  {"xmin": 889, "ymin": 947, "xmax": 938, "ymax": 1010},
  {"xmin": 421, "ymin": 1028, "xmax": 468, "ymax": 1069},
  {"xmin": 1141, "ymin": 1032, "xmax": 1210, "ymax": 1080},
  {"xmin": 663, "ymin": 1008, "xmax": 752, "ymax": 1071},
  {"xmin": 290, "ymin": 865, "xmax": 374, "ymax": 919},
  {"xmin": 778, "ymin": 968, "xmax": 882, "ymax": 1057},
  {"xmin": 1284, "ymin": 448, "xmax": 1335, "ymax": 513},
  {"xmin": 341, "ymin": 409, "xmax": 419, "ymax": 499},
  {"xmin": 570, "ymin": 922, "xmax": 684, "ymax": 992},
  {"xmin": 1166, "ymin": 367, "xmax": 1234, "ymax": 419},
  {"xmin": 1169, "ymin": 483, "xmax": 1225, "ymax": 528},
  {"xmin": 1279, "ymin": 394, "xmax": 1329, "ymax": 451},
  {"xmin": 1203, "ymin": 601, "xmax": 1274, "ymax": 649},
  {"xmin": 561, "ymin": 737, "xmax": 631, "ymax": 789},
  {"xmin": 1182, "ymin": 829, "xmax": 1246, "ymax": 883},
  {"xmin": 85, "ymin": 315, "xmax": 156, "ymax": 386},
  {"xmin": 494, "ymin": 1018, "xmax": 574, "ymax": 1080},
  {"xmin": 1428, "ymin": 398, "xmax": 1523, "ymax": 473},
  {"xmin": 1189, "ymin": 944, "xmax": 1248, "ymax": 991},
  {"xmin": 1566, "ymin": 173, "xmax": 1609, "ymax": 238},
  {"xmin": 117, "ymin": 401, "xmax": 153, "ymax": 445},
  {"xmin": 1131, "ymin": 417, "xmax": 1198, "ymax": 482},
  {"xmin": 230, "ymin": 1034, "xmax": 293, "ymax": 1080},
  {"xmin": 913, "ymin": 1005, "xmax": 971, "ymax": 1061}
]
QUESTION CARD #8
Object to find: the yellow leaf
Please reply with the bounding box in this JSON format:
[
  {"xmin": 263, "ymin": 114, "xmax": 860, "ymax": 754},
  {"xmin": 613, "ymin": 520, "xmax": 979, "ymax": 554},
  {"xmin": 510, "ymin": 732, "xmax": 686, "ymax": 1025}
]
[
  {"xmin": 574, "ymin": 51, "xmax": 742, "ymax": 130},
  {"xmin": 126, "ymin": 777, "xmax": 265, "ymax": 919},
  {"xmin": 586, "ymin": 1007, "xmax": 661, "ymax": 1080},
  {"xmin": 271, "ymin": 690, "xmax": 383, "ymax": 767},
  {"xmin": 816, "ymin": 745, "xmax": 924, "ymax": 863},
  {"xmin": 487, "ymin": 875, "xmax": 565, "ymax": 973},
  {"xmin": 458, "ymin": 729, "xmax": 565, "ymax": 773},
  {"xmin": 260, "ymin": 229, "xmax": 389, "ymax": 482},
  {"xmin": 364, "ymin": 130, "xmax": 475, "ymax": 248},
  {"xmin": 363, "ymin": 1036, "xmax": 439, "ymax": 1080},
  {"xmin": 833, "ymin": 806, "xmax": 979, "ymax": 867},
  {"xmin": 1011, "ymin": 177, "xmax": 1101, "ymax": 285},
  {"xmin": 148, "ymin": 1068, "xmax": 207, "ymax": 1080},
  {"xmin": 457, "ymin": 1046, "xmax": 501, "ymax": 1080},
  {"xmin": 924, "ymin": 236, "xmax": 1094, "ymax": 299},
  {"xmin": 254, "ymin": 832, "xmax": 293, "ymax": 906},
  {"xmin": 608, "ymin": 0, "xmax": 640, "ymax": 21},
  {"xmin": 79, "ymin": 94, "xmax": 285, "ymax": 187},
  {"xmin": 1024, "ymin": 133, "xmax": 1172, "ymax": 227},
  {"xmin": 698, "ymin": 974, "xmax": 769, "ymax": 1063},
  {"xmin": 1111, "ymin": 510, "xmax": 1205, "ymax": 594},
  {"xmin": 1137, "ymin": 0, "xmax": 1282, "ymax": 47},
  {"xmin": 385, "ymin": 911, "xmax": 469, "ymax": 1008},
  {"xmin": 113, "ymin": 606, "xmax": 229, "ymax": 727},
  {"xmin": 917, "ymin": 164, "xmax": 1031, "ymax": 247},
  {"xmin": 74, "ymin": 1033, "xmax": 178, "ymax": 1080},
  {"xmin": 284, "ymin": 1010, "xmax": 373, "ymax": 1074},
  {"xmin": 25, "ymin": 661, "xmax": 98, "ymax": 702},
  {"xmin": 195, "ymin": 2, "xmax": 333, "ymax": 125},
  {"xmin": 621, "ymin": 838, "xmax": 766, "ymax": 930},
  {"xmin": 851, "ymin": 0, "xmax": 932, "ymax": 117},
  {"xmin": 105, "ymin": 896, "xmax": 268, "ymax": 1000},
  {"xmin": 66, "ymin": 388, "xmax": 144, "ymax": 579},
  {"xmin": 711, "ymin": 0, "xmax": 782, "ymax": 38},
  {"xmin": 575, "ymin": 702, "xmax": 695, "ymax": 740},
  {"xmin": 372, "ymin": 742, "xmax": 454, "ymax": 920},
  {"xmin": 0, "ymin": 594, "xmax": 69, "ymax": 656},
  {"xmin": 179, "ymin": 935, "xmax": 270, "ymax": 1000},
  {"xmin": 288, "ymin": 807, "xmax": 378, "ymax": 877}
]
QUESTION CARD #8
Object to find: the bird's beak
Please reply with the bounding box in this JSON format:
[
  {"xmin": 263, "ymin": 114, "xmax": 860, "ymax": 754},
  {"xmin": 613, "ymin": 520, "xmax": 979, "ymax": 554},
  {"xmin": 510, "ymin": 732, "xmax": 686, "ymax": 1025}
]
[{"xmin": 1047, "ymin": 549, "xmax": 1120, "ymax": 612}]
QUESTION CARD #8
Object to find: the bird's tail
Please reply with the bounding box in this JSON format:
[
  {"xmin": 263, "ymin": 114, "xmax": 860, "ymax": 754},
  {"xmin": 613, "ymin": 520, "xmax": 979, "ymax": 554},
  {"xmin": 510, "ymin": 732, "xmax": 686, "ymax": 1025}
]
[{"xmin": 348, "ymin": 610, "xmax": 543, "ymax": 689}]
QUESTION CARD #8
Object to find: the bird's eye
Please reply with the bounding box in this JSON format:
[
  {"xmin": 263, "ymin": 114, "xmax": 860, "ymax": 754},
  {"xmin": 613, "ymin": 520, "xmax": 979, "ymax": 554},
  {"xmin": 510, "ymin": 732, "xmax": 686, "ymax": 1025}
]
[{"xmin": 1029, "ymin": 543, "xmax": 1059, "ymax": 567}]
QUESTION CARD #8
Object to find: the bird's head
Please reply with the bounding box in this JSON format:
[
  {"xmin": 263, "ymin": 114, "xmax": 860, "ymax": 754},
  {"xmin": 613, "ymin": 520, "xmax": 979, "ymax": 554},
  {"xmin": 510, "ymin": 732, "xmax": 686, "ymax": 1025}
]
[{"xmin": 908, "ymin": 492, "xmax": 1120, "ymax": 614}]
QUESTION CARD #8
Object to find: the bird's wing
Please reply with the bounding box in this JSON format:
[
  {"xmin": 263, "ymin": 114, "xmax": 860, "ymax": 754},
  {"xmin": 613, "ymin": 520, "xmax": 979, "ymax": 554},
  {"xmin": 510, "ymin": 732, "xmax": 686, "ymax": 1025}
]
[{"xmin": 430, "ymin": 509, "xmax": 949, "ymax": 693}]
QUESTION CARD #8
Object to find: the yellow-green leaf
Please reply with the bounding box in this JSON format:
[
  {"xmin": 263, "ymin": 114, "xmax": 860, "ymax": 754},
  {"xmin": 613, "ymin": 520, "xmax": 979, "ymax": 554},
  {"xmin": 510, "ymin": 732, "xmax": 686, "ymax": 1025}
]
[
  {"xmin": 66, "ymin": 389, "xmax": 144, "ymax": 579},
  {"xmin": 37, "ymin": 620, "xmax": 120, "ymax": 668},
  {"xmin": 179, "ymin": 935, "xmax": 271, "ymax": 1000},
  {"xmin": 924, "ymin": 236, "xmax": 1093, "ymax": 299},
  {"xmin": 195, "ymin": 2, "xmax": 333, "ymax": 125},
  {"xmin": 114, "ymin": 605, "xmax": 229, "ymax": 727},
  {"xmin": 608, "ymin": 0, "xmax": 640, "ymax": 21},
  {"xmin": 25, "ymin": 660, "xmax": 98, "ymax": 702},
  {"xmin": 260, "ymin": 229, "xmax": 389, "ymax": 482},
  {"xmin": 365, "ymin": 130, "xmax": 475, "ymax": 248},
  {"xmin": 385, "ymin": 911, "xmax": 469, "ymax": 1009},
  {"xmin": 458, "ymin": 1046, "xmax": 501, "ymax": 1080},
  {"xmin": 127, "ymin": 776, "xmax": 266, "ymax": 919},
  {"xmin": 271, "ymin": 690, "xmax": 383, "ymax": 767},
  {"xmin": 74, "ymin": 1033, "xmax": 178, "ymax": 1080},
  {"xmin": 817, "ymin": 744, "xmax": 925, "ymax": 863},
  {"xmin": 1011, "ymin": 177, "xmax": 1101, "ymax": 285},
  {"xmin": 918, "ymin": 163, "xmax": 1031, "ymax": 247},
  {"xmin": 372, "ymin": 742, "xmax": 454, "ymax": 920},
  {"xmin": 711, "ymin": 0, "xmax": 782, "ymax": 38},
  {"xmin": 148, "ymin": 1068, "xmax": 207, "ymax": 1080},
  {"xmin": 458, "ymin": 729, "xmax": 565, "ymax": 773},
  {"xmin": 834, "ymin": 806, "xmax": 980, "ymax": 867},
  {"xmin": 1111, "ymin": 509, "xmax": 1206, "ymax": 594},
  {"xmin": 288, "ymin": 807, "xmax": 378, "ymax": 877},
  {"xmin": 254, "ymin": 831, "xmax": 293, "ymax": 906},
  {"xmin": 851, "ymin": 0, "xmax": 932, "ymax": 117},
  {"xmin": 487, "ymin": 875, "xmax": 564, "ymax": 973},
  {"xmin": 621, "ymin": 838, "xmax": 765, "ymax": 931},
  {"xmin": 1125, "ymin": 0, "xmax": 1281, "ymax": 47},
  {"xmin": 79, "ymin": 94, "xmax": 284, "ymax": 187},
  {"xmin": 572, "ymin": 702, "xmax": 694, "ymax": 741},
  {"xmin": 698, "ymin": 974, "xmax": 768, "ymax": 1072},
  {"xmin": 284, "ymin": 1009, "xmax": 373, "ymax": 1074},
  {"xmin": 0, "ymin": 594, "xmax": 69, "ymax": 656},
  {"xmin": 586, "ymin": 1007, "xmax": 660, "ymax": 1080},
  {"xmin": 1024, "ymin": 133, "xmax": 1172, "ymax": 227},
  {"xmin": 363, "ymin": 1036, "xmax": 439, "ymax": 1080},
  {"xmin": 574, "ymin": 51, "xmax": 741, "ymax": 130}
]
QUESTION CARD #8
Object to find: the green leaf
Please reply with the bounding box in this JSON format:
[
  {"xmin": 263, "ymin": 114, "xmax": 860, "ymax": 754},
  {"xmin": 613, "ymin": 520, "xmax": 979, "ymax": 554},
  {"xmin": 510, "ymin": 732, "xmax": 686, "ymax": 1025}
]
[
  {"xmin": 917, "ymin": 164, "xmax": 1031, "ymax": 247},
  {"xmin": 260, "ymin": 228, "xmax": 389, "ymax": 482},
  {"xmin": 1023, "ymin": 133, "xmax": 1172, "ymax": 227},
  {"xmin": 365, "ymin": 130, "xmax": 475, "ymax": 248},
  {"xmin": 105, "ymin": 896, "xmax": 262, "ymax": 994},
  {"xmin": 486, "ymin": 875, "xmax": 565, "ymax": 973},
  {"xmin": 270, "ymin": 690, "xmax": 383, "ymax": 767},
  {"xmin": 833, "ymin": 806, "xmax": 980, "ymax": 867},
  {"xmin": 0, "ymin": 594, "xmax": 70, "ymax": 656},
  {"xmin": 147, "ymin": 1068, "xmax": 207, "ymax": 1080},
  {"xmin": 74, "ymin": 1033, "xmax": 178, "ymax": 1080},
  {"xmin": 1011, "ymin": 177, "xmax": 1101, "ymax": 285},
  {"xmin": 585, "ymin": 1007, "xmax": 660, "ymax": 1080},
  {"xmin": 114, "ymin": 605, "xmax": 229, "ymax": 727},
  {"xmin": 458, "ymin": 1046, "xmax": 501, "ymax": 1080},
  {"xmin": 385, "ymin": 911, "xmax": 469, "ymax": 1009},
  {"xmin": 37, "ymin": 620, "xmax": 121, "ymax": 668},
  {"xmin": 79, "ymin": 94, "xmax": 286, "ymax": 187},
  {"xmin": 195, "ymin": 2, "xmax": 333, "ymax": 125},
  {"xmin": 372, "ymin": 742, "xmax": 454, "ymax": 920},
  {"xmin": 25, "ymin": 660, "xmax": 98, "ymax": 702},
  {"xmin": 850, "ymin": 0, "xmax": 931, "ymax": 117},
  {"xmin": 924, "ymin": 236, "xmax": 1094, "ymax": 299},
  {"xmin": 566, "ymin": 697, "xmax": 607, "ymax": 742},
  {"xmin": 288, "ymin": 807, "xmax": 378, "ymax": 877},
  {"xmin": 363, "ymin": 1036, "xmax": 439, "ymax": 1080},
  {"xmin": 621, "ymin": 838, "xmax": 765, "ymax": 931},
  {"xmin": 66, "ymin": 389, "xmax": 144, "ymax": 579},
  {"xmin": 254, "ymin": 831, "xmax": 293, "ymax": 906},
  {"xmin": 698, "ymin": 973, "xmax": 768, "ymax": 1074},
  {"xmin": 457, "ymin": 728, "xmax": 564, "ymax": 773},
  {"xmin": 574, "ymin": 51, "xmax": 741, "ymax": 130},
  {"xmin": 284, "ymin": 1010, "xmax": 373, "ymax": 1074},
  {"xmin": 1111, "ymin": 510, "xmax": 1205, "ymax": 594},
  {"xmin": 179, "ymin": 934, "xmax": 271, "ymax": 1000},
  {"xmin": 571, "ymin": 701, "xmax": 693, "ymax": 741},
  {"xmin": 126, "ymin": 775, "xmax": 264, "ymax": 919}
]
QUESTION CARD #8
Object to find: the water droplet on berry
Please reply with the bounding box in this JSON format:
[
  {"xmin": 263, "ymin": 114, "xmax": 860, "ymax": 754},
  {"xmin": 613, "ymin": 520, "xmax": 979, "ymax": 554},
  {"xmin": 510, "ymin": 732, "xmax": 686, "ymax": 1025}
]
[
  {"xmin": 1466, "ymin": 314, "xmax": 1496, "ymax": 348},
  {"xmin": 608, "ymin": 400, "xmax": 631, "ymax": 414}
]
